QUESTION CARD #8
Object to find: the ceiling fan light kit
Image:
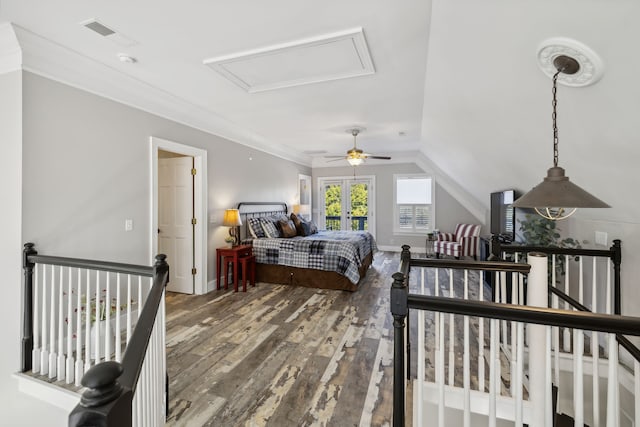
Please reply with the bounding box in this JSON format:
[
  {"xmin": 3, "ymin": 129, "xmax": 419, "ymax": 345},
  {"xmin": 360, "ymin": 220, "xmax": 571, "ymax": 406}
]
[
  {"xmin": 513, "ymin": 38, "xmax": 609, "ymax": 220},
  {"xmin": 325, "ymin": 128, "xmax": 391, "ymax": 166}
]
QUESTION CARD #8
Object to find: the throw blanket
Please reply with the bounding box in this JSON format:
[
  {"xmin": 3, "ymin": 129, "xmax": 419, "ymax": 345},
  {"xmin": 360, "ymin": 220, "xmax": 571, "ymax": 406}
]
[{"xmin": 252, "ymin": 230, "xmax": 377, "ymax": 284}]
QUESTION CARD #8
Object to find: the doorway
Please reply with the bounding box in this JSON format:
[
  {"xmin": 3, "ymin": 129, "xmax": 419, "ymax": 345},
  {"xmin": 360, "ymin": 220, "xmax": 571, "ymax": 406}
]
[
  {"xmin": 151, "ymin": 137, "xmax": 208, "ymax": 295},
  {"xmin": 318, "ymin": 176, "xmax": 375, "ymax": 237}
]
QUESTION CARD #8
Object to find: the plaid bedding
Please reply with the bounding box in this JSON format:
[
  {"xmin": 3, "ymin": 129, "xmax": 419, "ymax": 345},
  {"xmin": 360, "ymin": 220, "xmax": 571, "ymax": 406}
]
[{"xmin": 252, "ymin": 230, "xmax": 377, "ymax": 284}]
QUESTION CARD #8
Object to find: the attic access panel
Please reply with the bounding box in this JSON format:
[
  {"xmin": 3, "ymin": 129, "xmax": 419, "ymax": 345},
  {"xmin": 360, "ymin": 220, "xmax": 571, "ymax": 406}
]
[{"xmin": 203, "ymin": 27, "xmax": 375, "ymax": 93}]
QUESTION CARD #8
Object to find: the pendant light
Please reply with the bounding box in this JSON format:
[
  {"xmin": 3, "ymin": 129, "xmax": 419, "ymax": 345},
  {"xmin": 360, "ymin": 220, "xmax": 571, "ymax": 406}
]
[{"xmin": 512, "ymin": 53, "xmax": 610, "ymax": 220}]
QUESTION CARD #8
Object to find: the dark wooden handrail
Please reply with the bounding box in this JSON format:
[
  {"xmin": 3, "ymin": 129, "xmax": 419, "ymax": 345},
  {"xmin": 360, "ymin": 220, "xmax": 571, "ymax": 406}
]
[
  {"xmin": 28, "ymin": 254, "xmax": 154, "ymax": 277},
  {"xmin": 406, "ymin": 294, "xmax": 640, "ymax": 336},
  {"xmin": 65, "ymin": 253, "xmax": 169, "ymax": 427}
]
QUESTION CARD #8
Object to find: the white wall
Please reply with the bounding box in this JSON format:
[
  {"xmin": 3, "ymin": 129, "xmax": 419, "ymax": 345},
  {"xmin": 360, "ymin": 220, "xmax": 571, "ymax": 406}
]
[
  {"xmin": 313, "ymin": 163, "xmax": 478, "ymax": 251},
  {"xmin": 22, "ymin": 72, "xmax": 310, "ymax": 281}
]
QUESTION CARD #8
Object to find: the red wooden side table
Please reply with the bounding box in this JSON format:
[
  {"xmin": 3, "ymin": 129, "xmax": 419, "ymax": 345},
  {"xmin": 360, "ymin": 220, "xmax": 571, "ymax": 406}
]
[{"xmin": 216, "ymin": 245, "xmax": 252, "ymax": 292}]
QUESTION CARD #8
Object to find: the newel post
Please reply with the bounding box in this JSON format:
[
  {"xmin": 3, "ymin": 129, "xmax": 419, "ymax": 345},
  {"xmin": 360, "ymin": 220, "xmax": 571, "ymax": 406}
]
[
  {"xmin": 612, "ymin": 239, "xmax": 622, "ymax": 315},
  {"xmin": 22, "ymin": 242, "xmax": 37, "ymax": 372},
  {"xmin": 391, "ymin": 271, "xmax": 408, "ymax": 427},
  {"xmin": 69, "ymin": 361, "xmax": 132, "ymax": 427}
]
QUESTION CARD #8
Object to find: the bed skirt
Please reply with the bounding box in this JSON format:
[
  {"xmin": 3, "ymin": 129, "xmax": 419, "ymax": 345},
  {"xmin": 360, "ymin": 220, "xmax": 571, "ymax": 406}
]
[{"xmin": 255, "ymin": 252, "xmax": 373, "ymax": 292}]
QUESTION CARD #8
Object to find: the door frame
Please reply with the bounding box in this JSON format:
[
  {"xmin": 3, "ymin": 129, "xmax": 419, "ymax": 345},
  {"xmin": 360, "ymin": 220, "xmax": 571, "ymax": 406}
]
[
  {"xmin": 150, "ymin": 136, "xmax": 208, "ymax": 295},
  {"xmin": 317, "ymin": 175, "xmax": 376, "ymax": 238}
]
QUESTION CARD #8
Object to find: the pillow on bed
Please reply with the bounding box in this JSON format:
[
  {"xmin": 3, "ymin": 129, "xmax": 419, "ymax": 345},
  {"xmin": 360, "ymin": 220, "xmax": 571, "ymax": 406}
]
[
  {"xmin": 278, "ymin": 219, "xmax": 297, "ymax": 238},
  {"xmin": 260, "ymin": 217, "xmax": 281, "ymax": 238},
  {"xmin": 247, "ymin": 217, "xmax": 266, "ymax": 239},
  {"xmin": 308, "ymin": 220, "xmax": 318, "ymax": 235},
  {"xmin": 290, "ymin": 213, "xmax": 304, "ymax": 235}
]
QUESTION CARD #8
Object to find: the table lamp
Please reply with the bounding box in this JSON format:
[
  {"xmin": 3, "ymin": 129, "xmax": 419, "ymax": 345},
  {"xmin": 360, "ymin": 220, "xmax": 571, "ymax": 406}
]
[{"xmin": 222, "ymin": 208, "xmax": 243, "ymax": 245}]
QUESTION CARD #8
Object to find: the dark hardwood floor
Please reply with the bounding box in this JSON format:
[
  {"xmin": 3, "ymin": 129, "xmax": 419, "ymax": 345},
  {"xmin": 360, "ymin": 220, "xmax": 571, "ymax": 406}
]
[{"xmin": 165, "ymin": 251, "xmax": 401, "ymax": 427}]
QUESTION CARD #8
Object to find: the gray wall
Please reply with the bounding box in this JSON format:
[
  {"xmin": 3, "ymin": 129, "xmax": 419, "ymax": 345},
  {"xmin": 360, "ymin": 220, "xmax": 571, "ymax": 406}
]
[
  {"xmin": 1, "ymin": 71, "xmax": 68, "ymax": 425},
  {"xmin": 22, "ymin": 72, "xmax": 310, "ymax": 282},
  {"xmin": 313, "ymin": 163, "xmax": 478, "ymax": 251}
]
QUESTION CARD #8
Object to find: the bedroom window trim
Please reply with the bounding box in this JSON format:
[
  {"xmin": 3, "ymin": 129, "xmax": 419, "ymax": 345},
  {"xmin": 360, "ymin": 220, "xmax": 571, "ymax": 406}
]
[{"xmin": 393, "ymin": 174, "xmax": 434, "ymax": 234}]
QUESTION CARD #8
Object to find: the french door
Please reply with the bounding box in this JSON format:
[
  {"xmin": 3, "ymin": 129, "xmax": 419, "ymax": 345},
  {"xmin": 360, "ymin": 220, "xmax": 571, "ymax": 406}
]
[{"xmin": 319, "ymin": 176, "xmax": 375, "ymax": 236}]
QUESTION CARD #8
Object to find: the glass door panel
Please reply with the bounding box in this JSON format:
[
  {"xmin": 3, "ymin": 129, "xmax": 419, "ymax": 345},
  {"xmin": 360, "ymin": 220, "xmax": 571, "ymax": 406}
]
[
  {"xmin": 323, "ymin": 183, "xmax": 343, "ymax": 230},
  {"xmin": 349, "ymin": 182, "xmax": 368, "ymax": 231}
]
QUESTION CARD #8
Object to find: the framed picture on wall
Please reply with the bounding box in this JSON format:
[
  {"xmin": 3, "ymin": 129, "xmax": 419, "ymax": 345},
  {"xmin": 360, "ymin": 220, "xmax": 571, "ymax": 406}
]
[{"xmin": 298, "ymin": 174, "xmax": 312, "ymax": 220}]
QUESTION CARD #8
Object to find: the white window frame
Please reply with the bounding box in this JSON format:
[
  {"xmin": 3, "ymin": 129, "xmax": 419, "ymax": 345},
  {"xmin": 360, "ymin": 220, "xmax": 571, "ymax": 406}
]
[{"xmin": 393, "ymin": 174, "xmax": 435, "ymax": 234}]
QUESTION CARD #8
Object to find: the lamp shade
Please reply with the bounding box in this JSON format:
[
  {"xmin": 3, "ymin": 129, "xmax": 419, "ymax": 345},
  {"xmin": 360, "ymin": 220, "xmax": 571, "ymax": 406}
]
[
  {"xmin": 222, "ymin": 209, "xmax": 242, "ymax": 227},
  {"xmin": 513, "ymin": 166, "xmax": 610, "ymax": 209},
  {"xmin": 347, "ymin": 157, "xmax": 363, "ymax": 166}
]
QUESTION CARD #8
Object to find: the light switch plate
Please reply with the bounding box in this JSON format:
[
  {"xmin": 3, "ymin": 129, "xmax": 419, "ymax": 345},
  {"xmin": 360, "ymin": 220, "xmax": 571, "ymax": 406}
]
[
  {"xmin": 125, "ymin": 219, "xmax": 133, "ymax": 231},
  {"xmin": 595, "ymin": 231, "xmax": 607, "ymax": 246}
]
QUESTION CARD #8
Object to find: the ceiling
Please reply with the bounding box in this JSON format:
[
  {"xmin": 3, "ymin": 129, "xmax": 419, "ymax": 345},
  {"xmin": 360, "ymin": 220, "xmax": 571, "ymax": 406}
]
[{"xmin": 1, "ymin": 0, "xmax": 639, "ymax": 224}]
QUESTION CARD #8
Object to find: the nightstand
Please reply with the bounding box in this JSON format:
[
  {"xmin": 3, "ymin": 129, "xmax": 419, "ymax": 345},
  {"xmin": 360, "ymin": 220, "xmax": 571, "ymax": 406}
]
[{"xmin": 216, "ymin": 245, "xmax": 252, "ymax": 292}]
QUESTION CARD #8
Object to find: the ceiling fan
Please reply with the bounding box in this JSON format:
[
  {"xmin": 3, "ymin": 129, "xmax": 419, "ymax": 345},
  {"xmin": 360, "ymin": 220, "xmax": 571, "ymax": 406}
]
[{"xmin": 325, "ymin": 128, "xmax": 392, "ymax": 166}]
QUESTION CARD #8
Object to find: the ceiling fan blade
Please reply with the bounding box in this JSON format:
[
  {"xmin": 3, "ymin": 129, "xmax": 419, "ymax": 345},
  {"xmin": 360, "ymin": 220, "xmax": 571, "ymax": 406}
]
[
  {"xmin": 365, "ymin": 155, "xmax": 392, "ymax": 160},
  {"xmin": 325, "ymin": 158, "xmax": 347, "ymax": 163},
  {"xmin": 324, "ymin": 155, "xmax": 346, "ymax": 159}
]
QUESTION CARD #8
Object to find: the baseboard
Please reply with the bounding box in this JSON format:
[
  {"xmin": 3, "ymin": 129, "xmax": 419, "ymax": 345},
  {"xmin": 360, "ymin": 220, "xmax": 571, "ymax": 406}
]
[{"xmin": 14, "ymin": 372, "xmax": 81, "ymax": 411}]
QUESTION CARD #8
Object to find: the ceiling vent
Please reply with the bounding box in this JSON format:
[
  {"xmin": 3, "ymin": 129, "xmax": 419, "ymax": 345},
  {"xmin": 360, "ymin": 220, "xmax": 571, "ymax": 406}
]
[
  {"xmin": 80, "ymin": 19, "xmax": 138, "ymax": 47},
  {"xmin": 203, "ymin": 27, "xmax": 375, "ymax": 93}
]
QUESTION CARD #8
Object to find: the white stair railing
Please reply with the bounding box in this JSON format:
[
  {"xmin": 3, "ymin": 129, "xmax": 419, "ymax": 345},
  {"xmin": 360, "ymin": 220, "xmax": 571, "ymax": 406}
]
[
  {"xmin": 22, "ymin": 244, "xmax": 168, "ymax": 427},
  {"xmin": 393, "ymin": 242, "xmax": 640, "ymax": 427},
  {"xmin": 29, "ymin": 263, "xmax": 149, "ymax": 386}
]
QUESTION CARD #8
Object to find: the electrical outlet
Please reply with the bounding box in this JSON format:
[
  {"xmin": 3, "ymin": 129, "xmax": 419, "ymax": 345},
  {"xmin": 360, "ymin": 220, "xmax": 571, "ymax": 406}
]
[
  {"xmin": 595, "ymin": 231, "xmax": 607, "ymax": 246},
  {"xmin": 125, "ymin": 219, "xmax": 134, "ymax": 231}
]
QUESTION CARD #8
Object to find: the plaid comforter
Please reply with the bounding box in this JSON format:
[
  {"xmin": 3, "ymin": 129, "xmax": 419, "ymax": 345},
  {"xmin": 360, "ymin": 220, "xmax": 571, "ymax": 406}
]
[{"xmin": 252, "ymin": 230, "xmax": 377, "ymax": 284}]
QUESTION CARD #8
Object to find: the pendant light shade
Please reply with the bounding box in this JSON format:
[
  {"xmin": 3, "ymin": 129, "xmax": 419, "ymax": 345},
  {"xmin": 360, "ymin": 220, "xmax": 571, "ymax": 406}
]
[
  {"xmin": 512, "ymin": 166, "xmax": 610, "ymax": 219},
  {"xmin": 512, "ymin": 50, "xmax": 610, "ymax": 220}
]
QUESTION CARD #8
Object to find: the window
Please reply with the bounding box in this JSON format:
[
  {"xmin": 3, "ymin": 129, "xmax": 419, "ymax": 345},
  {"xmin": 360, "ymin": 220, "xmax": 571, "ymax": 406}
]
[{"xmin": 394, "ymin": 175, "xmax": 433, "ymax": 233}]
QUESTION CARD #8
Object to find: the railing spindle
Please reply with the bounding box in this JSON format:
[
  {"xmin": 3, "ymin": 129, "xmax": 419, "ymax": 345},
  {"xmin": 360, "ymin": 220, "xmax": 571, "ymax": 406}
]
[
  {"xmin": 573, "ymin": 326, "xmax": 584, "ymax": 427},
  {"xmin": 448, "ymin": 269, "xmax": 455, "ymax": 386},
  {"xmin": 606, "ymin": 333, "xmax": 619, "ymax": 426},
  {"xmin": 563, "ymin": 255, "xmax": 571, "ymax": 352},
  {"xmin": 105, "ymin": 272, "xmax": 112, "ymax": 361},
  {"xmin": 57, "ymin": 266, "xmax": 65, "ymax": 381},
  {"xmin": 84, "ymin": 269, "xmax": 91, "ymax": 372},
  {"xmin": 75, "ymin": 268, "xmax": 83, "ymax": 386},
  {"xmin": 591, "ymin": 257, "xmax": 600, "ymax": 424},
  {"xmin": 49, "ymin": 265, "xmax": 56, "ymax": 378},
  {"xmin": 33, "ymin": 264, "xmax": 40, "ymax": 374},
  {"xmin": 634, "ymin": 359, "xmax": 640, "ymax": 427},
  {"xmin": 417, "ymin": 268, "xmax": 425, "ymax": 427},
  {"xmin": 95, "ymin": 270, "xmax": 100, "ymax": 362},
  {"xmin": 489, "ymin": 318, "xmax": 497, "ymax": 427},
  {"xmin": 478, "ymin": 271, "xmax": 485, "ymax": 392},
  {"xmin": 116, "ymin": 273, "xmax": 122, "ymax": 362},
  {"xmin": 515, "ymin": 321, "xmax": 524, "ymax": 426},
  {"xmin": 127, "ymin": 274, "xmax": 132, "ymax": 344},
  {"xmin": 66, "ymin": 266, "xmax": 74, "ymax": 384},
  {"xmin": 463, "ymin": 270, "xmax": 470, "ymax": 427}
]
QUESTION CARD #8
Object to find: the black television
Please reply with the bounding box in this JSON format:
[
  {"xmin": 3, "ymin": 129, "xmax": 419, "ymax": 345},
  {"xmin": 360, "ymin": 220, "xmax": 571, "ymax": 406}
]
[{"xmin": 490, "ymin": 190, "xmax": 517, "ymax": 243}]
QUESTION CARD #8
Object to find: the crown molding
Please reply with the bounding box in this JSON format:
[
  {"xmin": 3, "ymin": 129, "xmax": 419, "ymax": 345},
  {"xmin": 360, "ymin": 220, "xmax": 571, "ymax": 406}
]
[
  {"xmin": 9, "ymin": 24, "xmax": 311, "ymax": 166},
  {"xmin": 0, "ymin": 23, "xmax": 22, "ymax": 74}
]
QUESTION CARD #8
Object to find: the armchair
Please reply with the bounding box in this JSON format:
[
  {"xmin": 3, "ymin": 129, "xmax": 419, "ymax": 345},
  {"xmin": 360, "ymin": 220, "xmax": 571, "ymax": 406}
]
[{"xmin": 434, "ymin": 223, "xmax": 481, "ymax": 260}]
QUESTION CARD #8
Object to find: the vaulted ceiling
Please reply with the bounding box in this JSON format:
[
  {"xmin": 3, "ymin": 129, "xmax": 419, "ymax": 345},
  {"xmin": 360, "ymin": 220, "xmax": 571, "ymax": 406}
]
[{"xmin": 1, "ymin": 0, "xmax": 638, "ymax": 223}]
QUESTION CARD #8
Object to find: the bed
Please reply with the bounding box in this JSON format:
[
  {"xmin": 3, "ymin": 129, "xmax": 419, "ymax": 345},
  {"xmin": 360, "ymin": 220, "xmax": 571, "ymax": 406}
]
[{"xmin": 237, "ymin": 202, "xmax": 377, "ymax": 291}]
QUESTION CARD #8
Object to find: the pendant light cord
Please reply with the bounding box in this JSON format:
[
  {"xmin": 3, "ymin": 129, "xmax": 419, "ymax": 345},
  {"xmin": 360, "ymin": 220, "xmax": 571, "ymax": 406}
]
[{"xmin": 552, "ymin": 69, "xmax": 561, "ymax": 168}]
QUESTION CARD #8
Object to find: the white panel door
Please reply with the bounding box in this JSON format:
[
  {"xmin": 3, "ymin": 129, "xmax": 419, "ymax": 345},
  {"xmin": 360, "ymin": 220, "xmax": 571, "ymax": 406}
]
[{"xmin": 158, "ymin": 157, "xmax": 194, "ymax": 294}]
